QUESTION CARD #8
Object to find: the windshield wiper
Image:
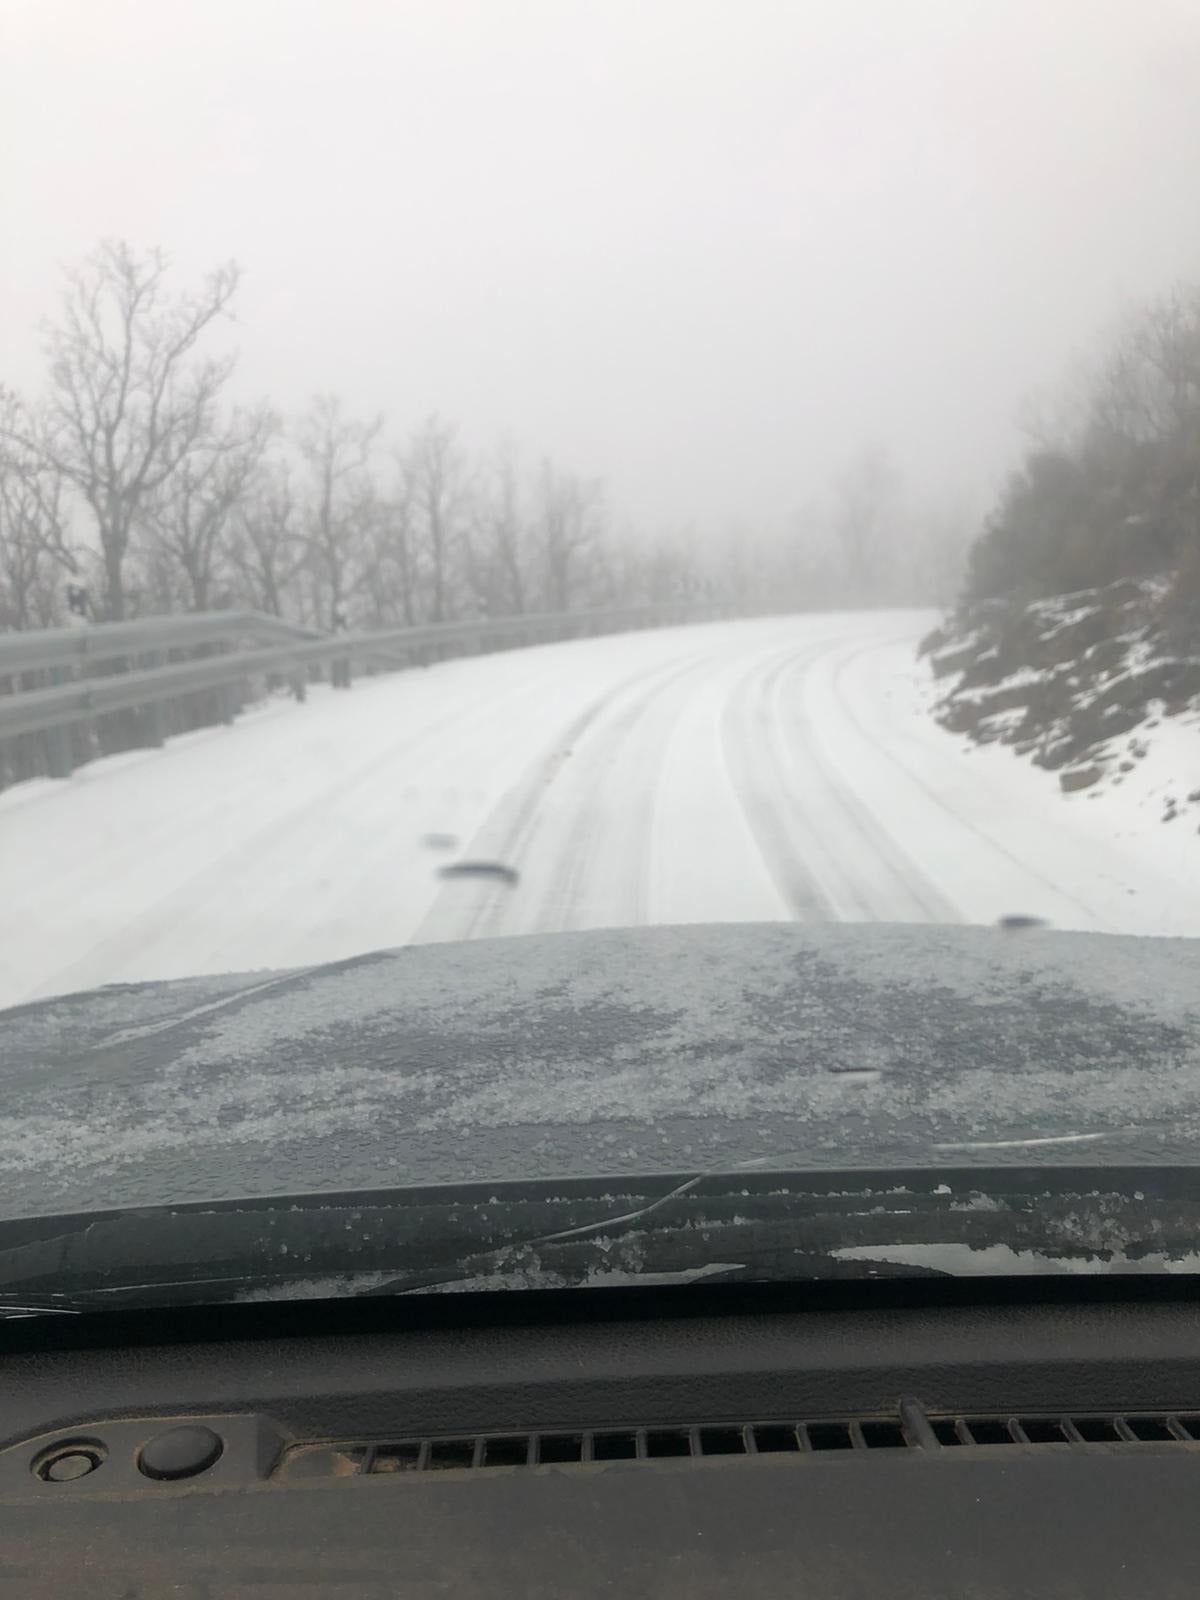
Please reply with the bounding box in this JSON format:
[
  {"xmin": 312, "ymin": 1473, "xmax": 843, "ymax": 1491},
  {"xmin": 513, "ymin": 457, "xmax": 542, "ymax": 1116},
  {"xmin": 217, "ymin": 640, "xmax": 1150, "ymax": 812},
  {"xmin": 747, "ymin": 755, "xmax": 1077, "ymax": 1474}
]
[
  {"xmin": 355, "ymin": 1173, "xmax": 951, "ymax": 1296},
  {"xmin": 0, "ymin": 1297, "xmax": 83, "ymax": 1320},
  {"xmin": 2, "ymin": 1165, "xmax": 1199, "ymax": 1316},
  {"xmin": 0, "ymin": 1165, "xmax": 964, "ymax": 1314}
]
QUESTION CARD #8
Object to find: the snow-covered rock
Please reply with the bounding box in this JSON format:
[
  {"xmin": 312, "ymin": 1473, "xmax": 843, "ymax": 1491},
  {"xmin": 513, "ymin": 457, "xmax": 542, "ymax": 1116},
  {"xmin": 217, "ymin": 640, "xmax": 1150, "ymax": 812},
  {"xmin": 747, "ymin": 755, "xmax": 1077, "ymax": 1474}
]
[{"xmin": 922, "ymin": 578, "xmax": 1200, "ymax": 828}]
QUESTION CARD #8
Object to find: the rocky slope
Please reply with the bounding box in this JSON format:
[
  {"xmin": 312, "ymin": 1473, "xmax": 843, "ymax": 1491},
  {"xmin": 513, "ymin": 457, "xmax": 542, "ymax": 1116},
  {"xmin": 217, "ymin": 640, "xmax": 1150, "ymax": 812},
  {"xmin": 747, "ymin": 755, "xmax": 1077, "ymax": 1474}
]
[{"xmin": 921, "ymin": 577, "xmax": 1200, "ymax": 822}]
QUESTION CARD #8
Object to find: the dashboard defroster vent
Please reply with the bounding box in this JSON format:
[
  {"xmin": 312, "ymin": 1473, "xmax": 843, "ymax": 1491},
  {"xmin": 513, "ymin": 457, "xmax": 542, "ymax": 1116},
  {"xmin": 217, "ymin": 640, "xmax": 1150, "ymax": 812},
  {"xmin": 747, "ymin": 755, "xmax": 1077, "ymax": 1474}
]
[{"xmin": 278, "ymin": 1405, "xmax": 1200, "ymax": 1479}]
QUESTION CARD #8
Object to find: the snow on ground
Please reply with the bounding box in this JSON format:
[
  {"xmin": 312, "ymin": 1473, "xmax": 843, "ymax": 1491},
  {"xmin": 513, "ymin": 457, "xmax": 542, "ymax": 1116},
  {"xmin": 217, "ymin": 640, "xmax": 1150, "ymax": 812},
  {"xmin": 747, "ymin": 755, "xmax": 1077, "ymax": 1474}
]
[
  {"xmin": 2, "ymin": 611, "xmax": 1197, "ymax": 1014},
  {"xmin": 864, "ymin": 638, "xmax": 1200, "ymax": 934},
  {"xmin": 903, "ymin": 643, "xmax": 1200, "ymax": 920},
  {"xmin": 1067, "ymin": 706, "xmax": 1200, "ymax": 832}
]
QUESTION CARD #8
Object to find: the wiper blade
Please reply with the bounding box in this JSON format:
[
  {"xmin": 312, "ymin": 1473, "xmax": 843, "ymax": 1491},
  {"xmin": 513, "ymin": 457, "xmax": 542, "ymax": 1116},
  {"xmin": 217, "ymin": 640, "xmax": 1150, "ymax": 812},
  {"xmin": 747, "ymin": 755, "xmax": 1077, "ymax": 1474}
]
[
  {"xmin": 0, "ymin": 1174, "xmax": 710, "ymax": 1315},
  {"xmin": 366, "ymin": 1248, "xmax": 950, "ymax": 1298},
  {"xmin": 2, "ymin": 1165, "xmax": 1200, "ymax": 1315},
  {"xmin": 0, "ymin": 1171, "xmax": 952, "ymax": 1315},
  {"xmin": 356, "ymin": 1174, "xmax": 957, "ymax": 1296},
  {"xmin": 358, "ymin": 1173, "xmax": 709, "ymax": 1297},
  {"xmin": 0, "ymin": 1292, "xmax": 83, "ymax": 1319}
]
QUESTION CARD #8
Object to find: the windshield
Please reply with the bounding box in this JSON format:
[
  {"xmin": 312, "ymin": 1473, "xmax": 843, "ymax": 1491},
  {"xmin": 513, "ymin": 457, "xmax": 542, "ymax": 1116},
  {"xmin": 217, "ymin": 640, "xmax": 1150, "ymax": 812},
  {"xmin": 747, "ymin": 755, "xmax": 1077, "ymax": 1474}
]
[{"xmin": 1, "ymin": 0, "xmax": 1199, "ymax": 1309}]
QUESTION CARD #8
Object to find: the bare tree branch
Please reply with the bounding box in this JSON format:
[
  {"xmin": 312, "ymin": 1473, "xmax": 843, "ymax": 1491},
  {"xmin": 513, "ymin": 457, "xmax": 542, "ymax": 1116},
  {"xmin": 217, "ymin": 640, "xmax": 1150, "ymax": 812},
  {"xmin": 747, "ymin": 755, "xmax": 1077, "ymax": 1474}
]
[
  {"xmin": 16, "ymin": 240, "xmax": 241, "ymax": 618},
  {"xmin": 140, "ymin": 405, "xmax": 276, "ymax": 610},
  {"xmin": 297, "ymin": 395, "xmax": 383, "ymax": 629},
  {"xmin": 403, "ymin": 415, "xmax": 470, "ymax": 623}
]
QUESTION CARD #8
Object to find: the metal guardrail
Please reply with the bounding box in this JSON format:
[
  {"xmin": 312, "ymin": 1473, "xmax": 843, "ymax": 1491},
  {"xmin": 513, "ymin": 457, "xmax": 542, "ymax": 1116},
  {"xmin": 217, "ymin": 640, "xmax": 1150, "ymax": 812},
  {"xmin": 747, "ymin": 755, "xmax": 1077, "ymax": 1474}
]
[
  {"xmin": 0, "ymin": 600, "xmax": 730, "ymax": 765},
  {"xmin": 0, "ymin": 609, "xmax": 317, "ymax": 677}
]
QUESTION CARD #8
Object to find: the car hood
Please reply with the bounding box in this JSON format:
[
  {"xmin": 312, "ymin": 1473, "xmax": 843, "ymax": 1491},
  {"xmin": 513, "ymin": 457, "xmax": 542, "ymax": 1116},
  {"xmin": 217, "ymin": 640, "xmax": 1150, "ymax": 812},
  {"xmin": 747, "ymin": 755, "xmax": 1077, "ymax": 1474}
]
[{"xmin": 2, "ymin": 922, "xmax": 1199, "ymax": 1215}]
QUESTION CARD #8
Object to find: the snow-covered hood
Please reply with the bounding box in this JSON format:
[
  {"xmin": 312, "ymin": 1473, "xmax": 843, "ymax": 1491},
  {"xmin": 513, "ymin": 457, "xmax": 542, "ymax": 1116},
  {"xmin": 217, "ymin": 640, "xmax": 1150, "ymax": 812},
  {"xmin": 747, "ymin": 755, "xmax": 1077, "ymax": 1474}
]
[{"xmin": 2, "ymin": 922, "xmax": 1199, "ymax": 1216}]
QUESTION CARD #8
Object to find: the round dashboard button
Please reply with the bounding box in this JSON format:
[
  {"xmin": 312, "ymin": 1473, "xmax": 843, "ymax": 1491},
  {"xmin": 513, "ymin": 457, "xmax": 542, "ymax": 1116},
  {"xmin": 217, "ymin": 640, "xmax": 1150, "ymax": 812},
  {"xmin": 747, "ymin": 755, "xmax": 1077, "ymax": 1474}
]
[
  {"xmin": 43, "ymin": 1449, "xmax": 102, "ymax": 1482},
  {"xmin": 138, "ymin": 1424, "xmax": 224, "ymax": 1481}
]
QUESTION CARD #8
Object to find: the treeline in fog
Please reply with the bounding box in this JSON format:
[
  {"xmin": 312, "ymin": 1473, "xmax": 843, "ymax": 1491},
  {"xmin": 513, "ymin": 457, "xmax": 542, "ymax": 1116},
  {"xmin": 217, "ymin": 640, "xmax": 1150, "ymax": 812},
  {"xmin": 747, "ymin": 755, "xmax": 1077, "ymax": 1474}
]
[
  {"xmin": 1, "ymin": 242, "xmax": 963, "ymax": 633},
  {"xmin": 965, "ymin": 281, "xmax": 1200, "ymax": 638}
]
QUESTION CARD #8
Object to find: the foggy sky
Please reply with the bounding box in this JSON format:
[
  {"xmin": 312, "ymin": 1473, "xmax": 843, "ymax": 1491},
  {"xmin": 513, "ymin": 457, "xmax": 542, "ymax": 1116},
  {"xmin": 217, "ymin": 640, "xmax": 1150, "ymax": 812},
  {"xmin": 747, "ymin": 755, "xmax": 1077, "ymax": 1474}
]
[{"xmin": 4, "ymin": 0, "xmax": 1200, "ymax": 536}]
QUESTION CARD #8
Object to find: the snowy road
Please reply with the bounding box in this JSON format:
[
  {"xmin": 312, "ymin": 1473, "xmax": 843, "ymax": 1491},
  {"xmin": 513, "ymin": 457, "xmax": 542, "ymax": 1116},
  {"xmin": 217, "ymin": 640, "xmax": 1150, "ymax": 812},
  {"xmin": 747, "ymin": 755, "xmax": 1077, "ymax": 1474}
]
[{"xmin": 2, "ymin": 610, "xmax": 1196, "ymax": 1012}]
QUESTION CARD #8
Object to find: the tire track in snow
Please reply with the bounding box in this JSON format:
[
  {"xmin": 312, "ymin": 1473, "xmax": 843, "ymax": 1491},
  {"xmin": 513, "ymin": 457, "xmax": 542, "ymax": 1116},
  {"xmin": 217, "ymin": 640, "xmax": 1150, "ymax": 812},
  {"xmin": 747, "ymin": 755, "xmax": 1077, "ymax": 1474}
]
[
  {"xmin": 774, "ymin": 647, "xmax": 957, "ymax": 922},
  {"xmin": 546, "ymin": 648, "xmax": 723, "ymax": 932},
  {"xmin": 824, "ymin": 637, "xmax": 1118, "ymax": 933},
  {"xmin": 645, "ymin": 635, "xmax": 796, "ymax": 927},
  {"xmin": 717, "ymin": 631, "xmax": 956, "ymax": 924},
  {"xmin": 412, "ymin": 650, "xmax": 711, "ymax": 943},
  {"xmin": 470, "ymin": 649, "xmax": 716, "ymax": 937},
  {"xmin": 720, "ymin": 645, "xmax": 834, "ymax": 921}
]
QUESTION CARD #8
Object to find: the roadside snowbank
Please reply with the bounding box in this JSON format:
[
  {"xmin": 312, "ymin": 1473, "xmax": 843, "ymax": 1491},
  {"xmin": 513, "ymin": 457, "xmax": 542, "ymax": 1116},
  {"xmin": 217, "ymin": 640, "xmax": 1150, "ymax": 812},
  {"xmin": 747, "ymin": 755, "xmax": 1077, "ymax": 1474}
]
[{"xmin": 921, "ymin": 579, "xmax": 1200, "ymax": 837}]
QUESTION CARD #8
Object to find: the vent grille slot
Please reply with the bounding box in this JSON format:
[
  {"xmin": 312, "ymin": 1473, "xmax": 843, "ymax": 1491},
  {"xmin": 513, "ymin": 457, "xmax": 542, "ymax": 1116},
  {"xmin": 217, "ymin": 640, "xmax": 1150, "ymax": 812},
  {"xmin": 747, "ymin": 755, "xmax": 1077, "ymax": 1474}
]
[
  {"xmin": 538, "ymin": 1434, "xmax": 587, "ymax": 1464},
  {"xmin": 926, "ymin": 1414, "xmax": 1200, "ymax": 1448},
  {"xmin": 279, "ymin": 1409, "xmax": 1200, "ymax": 1479}
]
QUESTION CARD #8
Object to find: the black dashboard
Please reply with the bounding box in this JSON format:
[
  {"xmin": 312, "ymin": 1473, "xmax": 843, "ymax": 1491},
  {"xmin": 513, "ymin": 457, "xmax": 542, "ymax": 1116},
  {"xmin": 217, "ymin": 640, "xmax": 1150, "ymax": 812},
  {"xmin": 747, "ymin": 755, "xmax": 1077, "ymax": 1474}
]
[{"xmin": 4, "ymin": 1275, "xmax": 1200, "ymax": 1596}]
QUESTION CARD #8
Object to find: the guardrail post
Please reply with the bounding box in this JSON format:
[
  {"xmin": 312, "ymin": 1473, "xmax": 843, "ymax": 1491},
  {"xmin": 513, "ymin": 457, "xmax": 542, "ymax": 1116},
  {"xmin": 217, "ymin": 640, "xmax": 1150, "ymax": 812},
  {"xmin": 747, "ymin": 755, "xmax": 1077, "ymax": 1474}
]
[
  {"xmin": 45, "ymin": 667, "xmax": 75, "ymax": 778},
  {"xmin": 45, "ymin": 727, "xmax": 74, "ymax": 779},
  {"xmin": 144, "ymin": 653, "xmax": 167, "ymax": 747}
]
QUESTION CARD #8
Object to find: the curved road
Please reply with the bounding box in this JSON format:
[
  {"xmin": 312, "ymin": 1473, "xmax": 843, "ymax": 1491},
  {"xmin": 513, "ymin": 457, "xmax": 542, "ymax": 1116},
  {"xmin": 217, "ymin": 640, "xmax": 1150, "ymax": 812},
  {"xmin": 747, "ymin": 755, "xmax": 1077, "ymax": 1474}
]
[{"xmin": 1, "ymin": 610, "xmax": 1192, "ymax": 1012}]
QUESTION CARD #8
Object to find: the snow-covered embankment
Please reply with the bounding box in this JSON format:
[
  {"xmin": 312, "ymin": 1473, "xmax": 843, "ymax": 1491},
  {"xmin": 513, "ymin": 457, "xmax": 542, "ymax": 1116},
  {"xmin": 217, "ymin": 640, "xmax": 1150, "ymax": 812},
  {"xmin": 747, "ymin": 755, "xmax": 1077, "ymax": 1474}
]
[{"xmin": 922, "ymin": 578, "xmax": 1200, "ymax": 832}]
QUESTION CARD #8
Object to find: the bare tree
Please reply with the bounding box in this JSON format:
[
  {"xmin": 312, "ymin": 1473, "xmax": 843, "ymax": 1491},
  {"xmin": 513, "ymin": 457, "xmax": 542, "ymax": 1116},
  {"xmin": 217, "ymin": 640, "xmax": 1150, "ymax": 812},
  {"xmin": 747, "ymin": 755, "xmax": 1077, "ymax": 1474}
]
[
  {"xmin": 536, "ymin": 460, "xmax": 602, "ymax": 612},
  {"xmin": 466, "ymin": 448, "xmax": 534, "ymax": 617},
  {"xmin": 226, "ymin": 461, "xmax": 308, "ymax": 618},
  {"xmin": 298, "ymin": 395, "xmax": 382, "ymax": 629},
  {"xmin": 358, "ymin": 465, "xmax": 421, "ymax": 627},
  {"xmin": 909, "ymin": 493, "xmax": 973, "ymax": 607},
  {"xmin": 0, "ymin": 391, "xmax": 79, "ymax": 628},
  {"xmin": 133, "ymin": 528, "xmax": 189, "ymax": 615},
  {"xmin": 1, "ymin": 242, "xmax": 241, "ymax": 619},
  {"xmin": 1090, "ymin": 286, "xmax": 1200, "ymax": 448},
  {"xmin": 0, "ymin": 467, "xmax": 67, "ymax": 630},
  {"xmin": 833, "ymin": 444, "xmax": 900, "ymax": 601},
  {"xmin": 642, "ymin": 529, "xmax": 706, "ymax": 605},
  {"xmin": 404, "ymin": 415, "xmax": 469, "ymax": 623},
  {"xmin": 141, "ymin": 406, "xmax": 275, "ymax": 611}
]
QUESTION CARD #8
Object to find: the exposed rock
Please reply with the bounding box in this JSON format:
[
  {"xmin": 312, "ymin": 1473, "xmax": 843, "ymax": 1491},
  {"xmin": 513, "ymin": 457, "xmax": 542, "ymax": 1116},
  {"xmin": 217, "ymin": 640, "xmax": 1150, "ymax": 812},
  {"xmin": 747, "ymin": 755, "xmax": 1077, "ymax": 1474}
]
[
  {"xmin": 1060, "ymin": 765, "xmax": 1104, "ymax": 793},
  {"xmin": 929, "ymin": 641, "xmax": 978, "ymax": 680},
  {"xmin": 927, "ymin": 576, "xmax": 1199, "ymax": 791}
]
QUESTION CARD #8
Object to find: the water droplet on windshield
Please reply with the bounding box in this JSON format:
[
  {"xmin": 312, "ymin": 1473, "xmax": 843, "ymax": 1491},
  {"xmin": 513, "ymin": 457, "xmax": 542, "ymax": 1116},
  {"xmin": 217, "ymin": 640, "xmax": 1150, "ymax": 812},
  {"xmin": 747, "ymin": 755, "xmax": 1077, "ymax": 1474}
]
[{"xmin": 437, "ymin": 860, "xmax": 520, "ymax": 886}]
